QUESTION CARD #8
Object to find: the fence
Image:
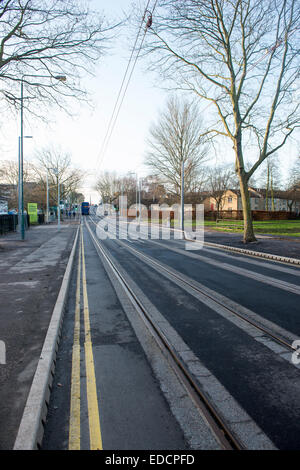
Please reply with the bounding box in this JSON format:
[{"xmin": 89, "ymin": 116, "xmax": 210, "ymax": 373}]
[
  {"xmin": 124, "ymin": 208, "xmax": 299, "ymax": 222},
  {"xmin": 0, "ymin": 214, "xmax": 18, "ymax": 235},
  {"xmin": 204, "ymin": 210, "xmax": 299, "ymax": 221},
  {"xmin": 0, "ymin": 213, "xmax": 48, "ymax": 235},
  {"xmin": 38, "ymin": 213, "xmax": 45, "ymax": 224}
]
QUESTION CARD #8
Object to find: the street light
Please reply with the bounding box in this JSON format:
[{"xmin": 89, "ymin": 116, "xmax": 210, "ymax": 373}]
[
  {"xmin": 50, "ymin": 167, "xmax": 60, "ymax": 229},
  {"xmin": 136, "ymin": 175, "xmax": 138, "ymax": 218},
  {"xmin": 18, "ymin": 135, "xmax": 33, "ymax": 237},
  {"xmin": 45, "ymin": 169, "xmax": 50, "ymax": 224},
  {"xmin": 46, "ymin": 171, "xmax": 49, "ymax": 223},
  {"xmin": 138, "ymin": 178, "xmax": 142, "ymax": 224},
  {"xmin": 181, "ymin": 159, "xmax": 184, "ymax": 234},
  {"xmin": 19, "ymin": 73, "xmax": 66, "ymax": 240}
]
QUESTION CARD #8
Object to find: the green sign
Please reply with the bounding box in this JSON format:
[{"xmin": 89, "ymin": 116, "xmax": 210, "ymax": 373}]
[{"xmin": 28, "ymin": 203, "xmax": 38, "ymax": 224}]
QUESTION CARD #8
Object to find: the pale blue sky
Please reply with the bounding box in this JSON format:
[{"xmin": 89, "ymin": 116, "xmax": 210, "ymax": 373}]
[
  {"xmin": 0, "ymin": 0, "xmax": 169, "ymax": 203},
  {"xmin": 0, "ymin": 0, "xmax": 298, "ymax": 202}
]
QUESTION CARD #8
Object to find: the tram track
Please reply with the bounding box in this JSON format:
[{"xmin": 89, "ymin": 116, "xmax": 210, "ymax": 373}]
[
  {"xmin": 88, "ymin": 215, "xmax": 297, "ymax": 354},
  {"xmin": 84, "ymin": 218, "xmax": 246, "ymax": 450},
  {"xmin": 73, "ymin": 214, "xmax": 300, "ymax": 449}
]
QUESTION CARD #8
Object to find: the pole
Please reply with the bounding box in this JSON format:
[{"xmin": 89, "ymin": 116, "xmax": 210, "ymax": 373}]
[
  {"xmin": 57, "ymin": 177, "xmax": 60, "ymax": 229},
  {"xmin": 121, "ymin": 183, "xmax": 123, "ymax": 217},
  {"xmin": 20, "ymin": 79, "xmax": 25, "ymax": 240},
  {"xmin": 180, "ymin": 159, "xmax": 184, "ymax": 234},
  {"xmin": 136, "ymin": 175, "xmax": 138, "ymax": 218},
  {"xmin": 18, "ymin": 73, "xmax": 67, "ymax": 238},
  {"xmin": 18, "ymin": 137, "xmax": 21, "ymax": 233},
  {"xmin": 46, "ymin": 171, "xmax": 49, "ymax": 223},
  {"xmin": 138, "ymin": 179, "xmax": 141, "ymax": 223}
]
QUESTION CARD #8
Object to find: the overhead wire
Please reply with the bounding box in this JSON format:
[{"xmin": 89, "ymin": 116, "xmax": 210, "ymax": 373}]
[
  {"xmin": 96, "ymin": 0, "xmax": 151, "ymax": 167},
  {"xmin": 96, "ymin": 0, "xmax": 157, "ymax": 174},
  {"xmin": 96, "ymin": 2, "xmax": 296, "ymax": 172}
]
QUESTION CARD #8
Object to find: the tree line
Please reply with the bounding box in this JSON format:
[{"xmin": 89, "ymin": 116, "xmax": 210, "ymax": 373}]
[
  {"xmin": 0, "ymin": 148, "xmax": 85, "ymax": 211},
  {"xmin": 138, "ymin": 0, "xmax": 300, "ymax": 242},
  {"xmin": 0, "ymin": 1, "xmax": 299, "ymax": 242},
  {"xmin": 95, "ymin": 95, "xmax": 300, "ymax": 216}
]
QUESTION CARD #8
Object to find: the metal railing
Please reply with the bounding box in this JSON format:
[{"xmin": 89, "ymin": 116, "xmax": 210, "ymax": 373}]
[{"xmin": 0, "ymin": 214, "xmax": 18, "ymax": 235}]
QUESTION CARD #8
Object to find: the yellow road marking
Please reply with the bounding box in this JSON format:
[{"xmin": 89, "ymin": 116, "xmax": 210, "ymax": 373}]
[
  {"xmin": 81, "ymin": 226, "xmax": 103, "ymax": 450},
  {"xmin": 69, "ymin": 238, "xmax": 82, "ymax": 450}
]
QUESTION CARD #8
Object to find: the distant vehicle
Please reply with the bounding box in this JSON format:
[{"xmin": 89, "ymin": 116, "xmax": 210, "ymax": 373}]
[{"xmin": 81, "ymin": 202, "xmax": 90, "ymax": 215}]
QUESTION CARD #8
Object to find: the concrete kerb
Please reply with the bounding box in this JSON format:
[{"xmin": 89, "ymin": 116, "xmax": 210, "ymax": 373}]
[
  {"xmin": 184, "ymin": 233, "xmax": 300, "ymax": 266},
  {"xmin": 13, "ymin": 226, "xmax": 80, "ymax": 450},
  {"xmin": 114, "ymin": 218, "xmax": 300, "ymax": 266}
]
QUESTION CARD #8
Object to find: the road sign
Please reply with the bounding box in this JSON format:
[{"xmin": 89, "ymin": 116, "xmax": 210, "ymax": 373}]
[{"xmin": 28, "ymin": 203, "xmax": 38, "ymax": 224}]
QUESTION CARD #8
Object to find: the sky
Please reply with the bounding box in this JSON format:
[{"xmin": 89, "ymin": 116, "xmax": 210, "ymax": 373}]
[
  {"xmin": 0, "ymin": 0, "xmax": 299, "ymax": 204},
  {"xmin": 0, "ymin": 0, "xmax": 169, "ymax": 204}
]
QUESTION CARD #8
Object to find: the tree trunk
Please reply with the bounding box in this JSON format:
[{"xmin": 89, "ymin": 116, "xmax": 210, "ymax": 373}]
[
  {"xmin": 265, "ymin": 163, "xmax": 269, "ymax": 210},
  {"xmin": 239, "ymin": 173, "xmax": 256, "ymax": 243},
  {"xmin": 234, "ymin": 132, "xmax": 256, "ymax": 243},
  {"xmin": 216, "ymin": 200, "xmax": 220, "ymax": 219},
  {"xmin": 271, "ymin": 171, "xmax": 275, "ymax": 211}
]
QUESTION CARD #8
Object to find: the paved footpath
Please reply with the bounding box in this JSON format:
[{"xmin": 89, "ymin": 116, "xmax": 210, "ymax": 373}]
[
  {"xmin": 0, "ymin": 221, "xmax": 78, "ymax": 450},
  {"xmin": 204, "ymin": 230, "xmax": 300, "ymax": 259}
]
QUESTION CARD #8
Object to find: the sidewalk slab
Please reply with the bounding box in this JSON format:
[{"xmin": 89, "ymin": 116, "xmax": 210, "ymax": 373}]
[
  {"xmin": 203, "ymin": 230, "xmax": 300, "ymax": 260},
  {"xmin": 0, "ymin": 222, "xmax": 78, "ymax": 449}
]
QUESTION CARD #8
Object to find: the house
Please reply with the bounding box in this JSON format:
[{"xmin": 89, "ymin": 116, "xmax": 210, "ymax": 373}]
[{"xmin": 203, "ymin": 187, "xmax": 300, "ymax": 213}]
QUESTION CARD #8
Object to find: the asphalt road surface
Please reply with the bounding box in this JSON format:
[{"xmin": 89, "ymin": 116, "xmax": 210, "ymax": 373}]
[{"xmin": 42, "ymin": 214, "xmax": 300, "ymax": 450}]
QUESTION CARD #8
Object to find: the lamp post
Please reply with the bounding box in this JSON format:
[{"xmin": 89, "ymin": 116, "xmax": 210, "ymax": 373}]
[
  {"xmin": 18, "ymin": 135, "xmax": 32, "ymax": 238},
  {"xmin": 138, "ymin": 178, "xmax": 141, "ymax": 224},
  {"xmin": 180, "ymin": 159, "xmax": 184, "ymax": 234},
  {"xmin": 120, "ymin": 183, "xmax": 124, "ymax": 217},
  {"xmin": 127, "ymin": 171, "xmax": 138, "ymax": 217},
  {"xmin": 46, "ymin": 170, "xmax": 49, "ymax": 223},
  {"xmin": 19, "ymin": 74, "xmax": 66, "ymax": 240},
  {"xmin": 57, "ymin": 179, "xmax": 60, "ymax": 229},
  {"xmin": 136, "ymin": 176, "xmax": 138, "ymax": 218},
  {"xmin": 50, "ymin": 168, "xmax": 60, "ymax": 229}
]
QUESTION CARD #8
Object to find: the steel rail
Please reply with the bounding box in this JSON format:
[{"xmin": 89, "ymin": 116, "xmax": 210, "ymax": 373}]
[
  {"xmin": 84, "ymin": 218, "xmax": 244, "ymax": 451},
  {"xmin": 121, "ymin": 238, "xmax": 296, "ymax": 352},
  {"xmin": 88, "ymin": 215, "xmax": 296, "ymax": 353}
]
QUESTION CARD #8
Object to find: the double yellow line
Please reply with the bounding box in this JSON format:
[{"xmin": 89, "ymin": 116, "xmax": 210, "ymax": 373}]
[{"xmin": 69, "ymin": 225, "xmax": 103, "ymax": 450}]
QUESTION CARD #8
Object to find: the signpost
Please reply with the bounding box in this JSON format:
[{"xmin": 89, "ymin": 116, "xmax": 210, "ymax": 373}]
[{"xmin": 27, "ymin": 203, "xmax": 38, "ymax": 224}]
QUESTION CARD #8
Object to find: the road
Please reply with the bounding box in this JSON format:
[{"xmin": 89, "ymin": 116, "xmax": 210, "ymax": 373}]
[{"xmin": 42, "ymin": 213, "xmax": 300, "ymax": 450}]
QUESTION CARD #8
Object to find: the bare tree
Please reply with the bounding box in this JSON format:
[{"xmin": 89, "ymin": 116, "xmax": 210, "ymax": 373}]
[
  {"xmin": 145, "ymin": 96, "xmax": 207, "ymax": 199},
  {"xmin": 34, "ymin": 147, "xmax": 83, "ymax": 203},
  {"xmin": 285, "ymin": 157, "xmax": 300, "ymax": 211},
  {"xmin": 256, "ymin": 155, "xmax": 282, "ymax": 210},
  {"xmin": 142, "ymin": 174, "xmax": 166, "ymax": 204},
  {"xmin": 207, "ymin": 165, "xmax": 235, "ymax": 217},
  {"xmin": 94, "ymin": 171, "xmax": 120, "ymax": 204},
  {"xmin": 0, "ymin": 159, "xmax": 35, "ymax": 186},
  {"xmin": 0, "ymin": 0, "xmax": 115, "ymax": 114},
  {"xmin": 141, "ymin": 0, "xmax": 300, "ymax": 242},
  {"xmin": 68, "ymin": 191, "xmax": 85, "ymax": 206},
  {"xmin": 0, "ymin": 159, "xmax": 37, "ymax": 208}
]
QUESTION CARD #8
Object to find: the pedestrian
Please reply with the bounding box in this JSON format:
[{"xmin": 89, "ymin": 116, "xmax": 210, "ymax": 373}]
[{"xmin": 73, "ymin": 211, "xmax": 75, "ymax": 218}]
